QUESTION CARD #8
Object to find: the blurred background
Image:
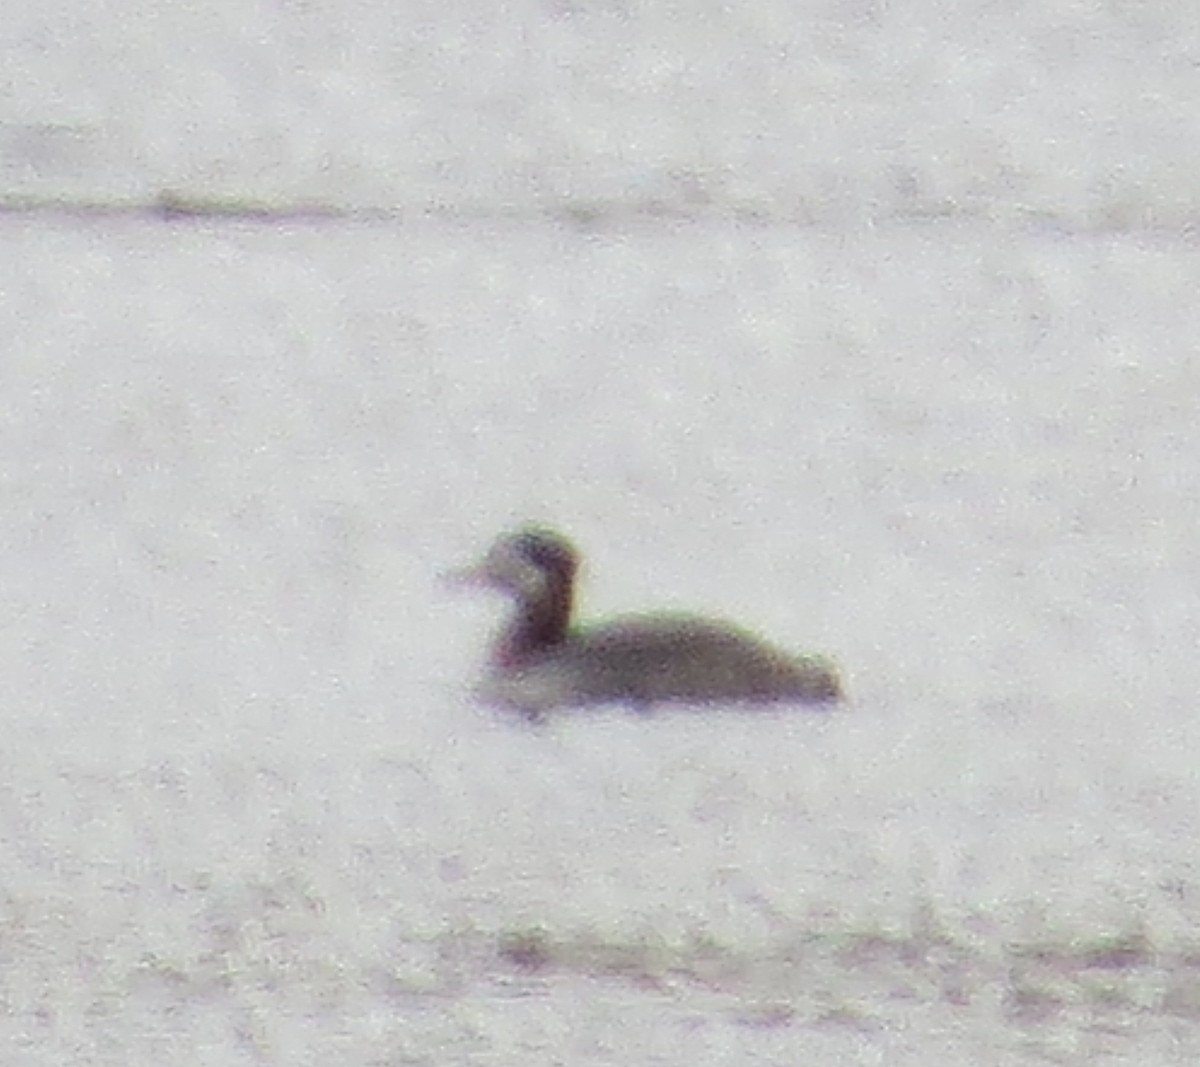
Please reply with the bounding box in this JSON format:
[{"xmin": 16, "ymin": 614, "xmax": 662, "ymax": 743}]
[{"xmin": 3, "ymin": 2, "xmax": 1200, "ymax": 1063}]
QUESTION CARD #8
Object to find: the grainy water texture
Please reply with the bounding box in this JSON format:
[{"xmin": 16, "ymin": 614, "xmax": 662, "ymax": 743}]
[{"xmin": 3, "ymin": 1, "xmax": 1200, "ymax": 1063}]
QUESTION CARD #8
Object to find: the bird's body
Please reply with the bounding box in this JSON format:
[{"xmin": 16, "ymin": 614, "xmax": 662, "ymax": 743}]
[{"xmin": 453, "ymin": 526, "xmax": 842, "ymax": 717}]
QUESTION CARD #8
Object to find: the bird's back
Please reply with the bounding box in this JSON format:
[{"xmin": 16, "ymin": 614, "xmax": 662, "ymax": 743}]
[{"xmin": 486, "ymin": 613, "xmax": 841, "ymax": 714}]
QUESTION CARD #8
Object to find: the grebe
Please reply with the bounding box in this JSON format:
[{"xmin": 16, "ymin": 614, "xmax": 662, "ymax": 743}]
[{"xmin": 452, "ymin": 525, "xmax": 842, "ymax": 716}]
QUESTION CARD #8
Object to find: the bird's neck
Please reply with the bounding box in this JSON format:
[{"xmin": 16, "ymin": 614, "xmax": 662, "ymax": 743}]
[{"xmin": 495, "ymin": 583, "xmax": 573, "ymax": 667}]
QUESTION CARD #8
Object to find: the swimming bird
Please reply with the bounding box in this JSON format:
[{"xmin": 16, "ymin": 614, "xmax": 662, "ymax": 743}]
[{"xmin": 451, "ymin": 525, "xmax": 842, "ymax": 717}]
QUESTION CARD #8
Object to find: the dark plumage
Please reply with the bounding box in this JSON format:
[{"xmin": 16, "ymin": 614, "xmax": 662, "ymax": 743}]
[{"xmin": 452, "ymin": 526, "xmax": 842, "ymax": 717}]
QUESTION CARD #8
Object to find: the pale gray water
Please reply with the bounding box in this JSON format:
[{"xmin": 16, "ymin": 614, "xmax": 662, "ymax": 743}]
[{"xmin": 4, "ymin": 2, "xmax": 1200, "ymax": 1063}]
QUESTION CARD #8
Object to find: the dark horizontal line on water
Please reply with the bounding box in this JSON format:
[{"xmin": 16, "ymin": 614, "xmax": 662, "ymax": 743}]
[
  {"xmin": 0, "ymin": 193, "xmax": 394, "ymax": 225},
  {"xmin": 487, "ymin": 923, "xmax": 1200, "ymax": 1023},
  {"xmin": 0, "ymin": 191, "xmax": 800, "ymax": 228},
  {"xmin": 1, "ymin": 192, "xmax": 1197, "ymax": 242}
]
